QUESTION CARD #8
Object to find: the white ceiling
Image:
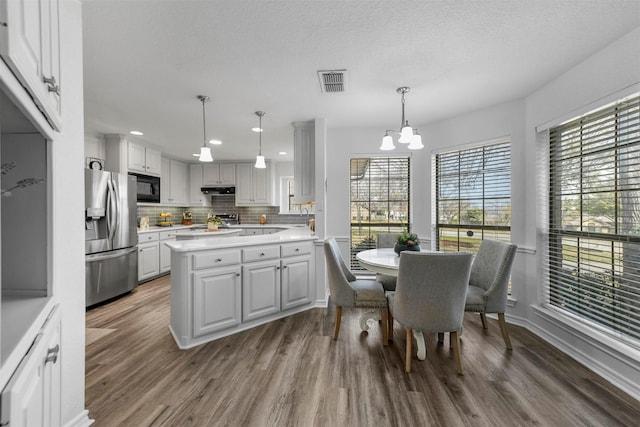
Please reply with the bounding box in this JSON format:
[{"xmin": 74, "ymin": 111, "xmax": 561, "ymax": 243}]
[{"xmin": 82, "ymin": 0, "xmax": 640, "ymax": 163}]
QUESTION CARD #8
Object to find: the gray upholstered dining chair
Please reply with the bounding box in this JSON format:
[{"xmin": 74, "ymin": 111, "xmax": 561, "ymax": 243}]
[
  {"xmin": 376, "ymin": 233, "xmax": 400, "ymax": 291},
  {"xmin": 323, "ymin": 238, "xmax": 389, "ymax": 345},
  {"xmin": 464, "ymin": 239, "xmax": 518, "ymax": 350},
  {"xmin": 387, "ymin": 251, "xmax": 473, "ymax": 374}
]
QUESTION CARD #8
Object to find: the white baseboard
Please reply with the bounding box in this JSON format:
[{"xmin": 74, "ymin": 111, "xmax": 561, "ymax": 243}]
[
  {"xmin": 504, "ymin": 309, "xmax": 640, "ymax": 402},
  {"xmin": 64, "ymin": 410, "xmax": 94, "ymax": 427}
]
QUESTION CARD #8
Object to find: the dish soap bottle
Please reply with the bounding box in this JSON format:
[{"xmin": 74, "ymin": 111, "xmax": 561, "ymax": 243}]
[{"xmin": 259, "ymin": 214, "xmax": 266, "ymax": 225}]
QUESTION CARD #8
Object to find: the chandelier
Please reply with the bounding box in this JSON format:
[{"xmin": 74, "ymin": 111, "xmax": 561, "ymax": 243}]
[{"xmin": 380, "ymin": 86, "xmax": 424, "ymax": 151}]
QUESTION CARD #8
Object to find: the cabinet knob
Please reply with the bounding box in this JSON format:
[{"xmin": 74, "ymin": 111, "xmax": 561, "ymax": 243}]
[
  {"xmin": 295, "ymin": 248, "xmax": 300, "ymax": 252},
  {"xmin": 283, "ymin": 266, "xmax": 287, "ymax": 269},
  {"xmin": 216, "ymin": 258, "xmax": 222, "ymax": 262},
  {"xmin": 45, "ymin": 344, "xmax": 60, "ymax": 364},
  {"xmin": 43, "ymin": 76, "xmax": 60, "ymax": 95},
  {"xmin": 236, "ymin": 273, "xmax": 241, "ymax": 276},
  {"xmin": 260, "ymin": 252, "xmax": 265, "ymax": 256}
]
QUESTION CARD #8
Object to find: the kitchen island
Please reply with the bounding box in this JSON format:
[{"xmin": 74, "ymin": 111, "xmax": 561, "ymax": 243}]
[{"xmin": 165, "ymin": 226, "xmax": 318, "ymax": 349}]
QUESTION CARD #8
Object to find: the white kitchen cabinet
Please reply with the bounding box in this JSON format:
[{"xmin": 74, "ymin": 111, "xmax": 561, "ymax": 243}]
[
  {"xmin": 203, "ymin": 163, "xmax": 236, "ymax": 186},
  {"xmin": 281, "ymin": 242, "xmax": 313, "ymax": 311},
  {"xmin": 292, "ymin": 121, "xmax": 315, "ymax": 202},
  {"xmin": 242, "ymin": 259, "xmax": 280, "ymax": 322},
  {"xmin": 189, "ymin": 164, "xmax": 209, "ymax": 205},
  {"xmin": 159, "ymin": 230, "xmax": 177, "ymax": 273},
  {"xmin": 138, "ymin": 235, "xmax": 160, "ymax": 282},
  {"xmin": 0, "ymin": 0, "xmax": 62, "ymax": 131},
  {"xmin": 235, "ymin": 162, "xmax": 275, "ymax": 206},
  {"xmin": 161, "ymin": 157, "xmax": 188, "ymax": 205},
  {"xmin": 192, "ymin": 266, "xmax": 242, "ymax": 337},
  {"xmin": 1, "ymin": 305, "xmax": 61, "ymax": 427},
  {"xmin": 128, "ymin": 141, "xmax": 161, "ymax": 176}
]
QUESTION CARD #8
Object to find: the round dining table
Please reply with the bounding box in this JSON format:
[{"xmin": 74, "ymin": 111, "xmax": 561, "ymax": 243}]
[{"xmin": 356, "ymin": 247, "xmax": 429, "ymax": 360}]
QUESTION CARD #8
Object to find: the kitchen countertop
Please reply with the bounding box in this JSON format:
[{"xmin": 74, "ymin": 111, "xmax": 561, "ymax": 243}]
[
  {"xmin": 164, "ymin": 225, "xmax": 316, "ymax": 252},
  {"xmin": 138, "ymin": 224, "xmax": 310, "ymax": 234},
  {"xmin": 174, "ymin": 228, "xmax": 242, "ymax": 239}
]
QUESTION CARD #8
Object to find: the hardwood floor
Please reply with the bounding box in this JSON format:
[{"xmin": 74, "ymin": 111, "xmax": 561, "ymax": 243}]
[{"xmin": 86, "ymin": 275, "xmax": 640, "ymax": 427}]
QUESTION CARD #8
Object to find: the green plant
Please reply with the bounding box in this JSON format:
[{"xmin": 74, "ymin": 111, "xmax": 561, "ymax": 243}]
[
  {"xmin": 207, "ymin": 215, "xmax": 223, "ymax": 225},
  {"xmin": 397, "ymin": 231, "xmax": 420, "ymax": 246}
]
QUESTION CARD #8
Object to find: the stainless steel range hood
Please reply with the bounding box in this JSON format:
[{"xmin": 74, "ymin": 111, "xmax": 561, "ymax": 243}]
[{"xmin": 201, "ymin": 186, "xmax": 235, "ymax": 195}]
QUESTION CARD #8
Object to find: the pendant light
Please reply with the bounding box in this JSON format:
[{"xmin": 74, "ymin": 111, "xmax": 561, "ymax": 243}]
[
  {"xmin": 379, "ymin": 86, "xmax": 424, "ymax": 151},
  {"xmin": 254, "ymin": 111, "xmax": 266, "ymax": 169},
  {"xmin": 197, "ymin": 95, "xmax": 213, "ymax": 162}
]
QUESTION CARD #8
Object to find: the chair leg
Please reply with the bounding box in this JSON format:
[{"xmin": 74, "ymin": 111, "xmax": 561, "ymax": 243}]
[
  {"xmin": 387, "ymin": 312, "xmax": 394, "ymax": 342},
  {"xmin": 405, "ymin": 328, "xmax": 413, "ymax": 373},
  {"xmin": 451, "ymin": 330, "xmax": 464, "ymax": 375},
  {"xmin": 480, "ymin": 312, "xmax": 488, "ymax": 329},
  {"xmin": 437, "ymin": 332, "xmax": 444, "ymax": 345},
  {"xmin": 332, "ymin": 306, "xmax": 342, "ymax": 340},
  {"xmin": 498, "ymin": 312, "xmax": 513, "ymax": 350},
  {"xmin": 381, "ymin": 308, "xmax": 389, "ymax": 346}
]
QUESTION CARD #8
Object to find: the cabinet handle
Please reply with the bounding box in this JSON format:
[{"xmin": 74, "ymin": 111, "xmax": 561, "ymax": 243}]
[
  {"xmin": 276, "ymin": 266, "xmax": 280, "ymax": 270},
  {"xmin": 43, "ymin": 76, "xmax": 60, "ymax": 95},
  {"xmin": 260, "ymin": 252, "xmax": 265, "ymax": 256},
  {"xmin": 295, "ymin": 248, "xmax": 300, "ymax": 252},
  {"xmin": 216, "ymin": 258, "xmax": 222, "ymax": 262},
  {"xmin": 236, "ymin": 273, "xmax": 241, "ymax": 277},
  {"xmin": 45, "ymin": 344, "xmax": 60, "ymax": 364},
  {"xmin": 282, "ymin": 266, "xmax": 287, "ymax": 269}
]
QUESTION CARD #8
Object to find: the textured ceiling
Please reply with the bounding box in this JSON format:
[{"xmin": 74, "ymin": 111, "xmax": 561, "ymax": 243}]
[{"xmin": 82, "ymin": 0, "xmax": 640, "ymax": 162}]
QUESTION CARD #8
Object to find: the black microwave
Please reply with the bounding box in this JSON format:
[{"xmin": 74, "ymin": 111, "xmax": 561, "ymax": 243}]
[{"xmin": 129, "ymin": 173, "xmax": 160, "ymax": 203}]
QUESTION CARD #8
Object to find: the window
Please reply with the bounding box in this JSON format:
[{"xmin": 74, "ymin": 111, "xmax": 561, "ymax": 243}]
[
  {"xmin": 434, "ymin": 141, "xmax": 511, "ymax": 253},
  {"xmin": 350, "ymin": 157, "xmax": 411, "ymax": 270},
  {"xmin": 547, "ymin": 95, "xmax": 640, "ymax": 344}
]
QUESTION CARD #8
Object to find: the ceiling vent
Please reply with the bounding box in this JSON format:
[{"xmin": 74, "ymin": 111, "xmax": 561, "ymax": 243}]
[{"xmin": 318, "ymin": 69, "xmax": 347, "ymax": 93}]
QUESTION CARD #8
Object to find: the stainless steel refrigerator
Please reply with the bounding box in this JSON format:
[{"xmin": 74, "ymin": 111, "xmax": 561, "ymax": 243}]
[{"xmin": 85, "ymin": 169, "xmax": 138, "ymax": 306}]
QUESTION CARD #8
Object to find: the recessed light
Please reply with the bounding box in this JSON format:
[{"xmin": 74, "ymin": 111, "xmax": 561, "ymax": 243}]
[
  {"xmin": 129, "ymin": 130, "xmax": 143, "ymax": 136},
  {"xmin": 209, "ymin": 139, "xmax": 222, "ymax": 145},
  {"xmin": 251, "ymin": 127, "xmax": 263, "ymax": 133},
  {"xmin": 279, "ymin": 151, "xmax": 287, "ymax": 155}
]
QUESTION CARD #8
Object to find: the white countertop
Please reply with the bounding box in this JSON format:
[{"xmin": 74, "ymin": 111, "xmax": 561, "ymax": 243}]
[
  {"xmin": 138, "ymin": 223, "xmax": 308, "ymax": 234},
  {"xmin": 165, "ymin": 226, "xmax": 316, "ymax": 252},
  {"xmin": 175, "ymin": 228, "xmax": 242, "ymax": 239}
]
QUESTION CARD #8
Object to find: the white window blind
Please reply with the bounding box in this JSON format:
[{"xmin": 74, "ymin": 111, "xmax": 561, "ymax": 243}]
[
  {"xmin": 350, "ymin": 157, "xmax": 411, "ymax": 270},
  {"xmin": 434, "ymin": 142, "xmax": 511, "ymax": 253},
  {"xmin": 547, "ymin": 95, "xmax": 640, "ymax": 343}
]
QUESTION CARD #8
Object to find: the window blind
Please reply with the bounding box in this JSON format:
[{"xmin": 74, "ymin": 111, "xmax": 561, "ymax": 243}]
[
  {"xmin": 547, "ymin": 95, "xmax": 640, "ymax": 343},
  {"xmin": 350, "ymin": 157, "xmax": 411, "ymax": 270},
  {"xmin": 434, "ymin": 142, "xmax": 511, "ymax": 253}
]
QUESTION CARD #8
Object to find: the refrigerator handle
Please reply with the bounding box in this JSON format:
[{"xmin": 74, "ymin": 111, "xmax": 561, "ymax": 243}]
[
  {"xmin": 106, "ymin": 178, "xmax": 117, "ymax": 241},
  {"xmin": 111, "ymin": 177, "xmax": 120, "ymax": 238},
  {"xmin": 85, "ymin": 246, "xmax": 137, "ymax": 262}
]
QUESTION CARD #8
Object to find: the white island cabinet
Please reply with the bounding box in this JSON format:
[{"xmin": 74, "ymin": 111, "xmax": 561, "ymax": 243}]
[{"xmin": 166, "ymin": 228, "xmax": 317, "ymax": 349}]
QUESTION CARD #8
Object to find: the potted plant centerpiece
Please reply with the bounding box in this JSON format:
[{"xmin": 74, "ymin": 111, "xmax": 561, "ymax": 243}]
[
  {"xmin": 207, "ymin": 215, "xmax": 224, "ymax": 231},
  {"xmin": 394, "ymin": 231, "xmax": 421, "ymax": 255}
]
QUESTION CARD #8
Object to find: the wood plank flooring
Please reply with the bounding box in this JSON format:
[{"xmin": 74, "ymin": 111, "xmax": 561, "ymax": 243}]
[{"xmin": 85, "ymin": 275, "xmax": 640, "ymax": 426}]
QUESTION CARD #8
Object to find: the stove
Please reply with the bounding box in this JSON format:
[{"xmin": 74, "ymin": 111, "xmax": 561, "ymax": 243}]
[{"xmin": 213, "ymin": 213, "xmax": 239, "ymax": 225}]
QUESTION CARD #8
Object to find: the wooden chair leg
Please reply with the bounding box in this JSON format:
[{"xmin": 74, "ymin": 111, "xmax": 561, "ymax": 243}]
[
  {"xmin": 387, "ymin": 312, "xmax": 394, "ymax": 343},
  {"xmin": 480, "ymin": 312, "xmax": 488, "ymax": 329},
  {"xmin": 451, "ymin": 330, "xmax": 464, "ymax": 375},
  {"xmin": 332, "ymin": 306, "xmax": 342, "ymax": 340},
  {"xmin": 405, "ymin": 328, "xmax": 413, "ymax": 373},
  {"xmin": 498, "ymin": 312, "xmax": 512, "ymax": 350},
  {"xmin": 437, "ymin": 332, "xmax": 444, "ymax": 344},
  {"xmin": 381, "ymin": 308, "xmax": 389, "ymax": 346}
]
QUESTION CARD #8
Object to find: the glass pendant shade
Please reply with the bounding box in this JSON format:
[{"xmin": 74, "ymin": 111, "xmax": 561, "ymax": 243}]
[
  {"xmin": 398, "ymin": 123, "xmax": 414, "ymax": 144},
  {"xmin": 254, "ymin": 155, "xmax": 266, "ymax": 169},
  {"xmin": 408, "ymin": 132, "xmax": 424, "ymax": 150},
  {"xmin": 199, "ymin": 146, "xmax": 213, "ymax": 162},
  {"xmin": 380, "ymin": 134, "xmax": 395, "ymax": 151}
]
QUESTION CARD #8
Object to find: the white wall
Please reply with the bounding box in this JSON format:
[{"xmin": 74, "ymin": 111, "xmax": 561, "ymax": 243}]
[{"xmin": 322, "ymin": 26, "xmax": 640, "ymax": 400}]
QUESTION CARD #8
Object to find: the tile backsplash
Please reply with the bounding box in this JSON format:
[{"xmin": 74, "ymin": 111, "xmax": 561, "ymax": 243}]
[{"xmin": 137, "ymin": 195, "xmax": 313, "ymax": 226}]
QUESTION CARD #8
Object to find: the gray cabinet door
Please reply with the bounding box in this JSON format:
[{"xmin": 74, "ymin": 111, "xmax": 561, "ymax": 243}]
[{"xmin": 192, "ymin": 266, "xmax": 242, "ymax": 337}]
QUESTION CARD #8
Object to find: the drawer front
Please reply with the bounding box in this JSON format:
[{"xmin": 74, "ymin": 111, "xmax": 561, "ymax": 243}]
[
  {"xmin": 159, "ymin": 229, "xmax": 177, "ymax": 240},
  {"xmin": 281, "ymin": 241, "xmax": 313, "ymax": 258},
  {"xmin": 138, "ymin": 232, "xmax": 159, "ymax": 243},
  {"xmin": 192, "ymin": 250, "xmax": 241, "ymax": 270},
  {"xmin": 242, "ymin": 245, "xmax": 280, "ymax": 263}
]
